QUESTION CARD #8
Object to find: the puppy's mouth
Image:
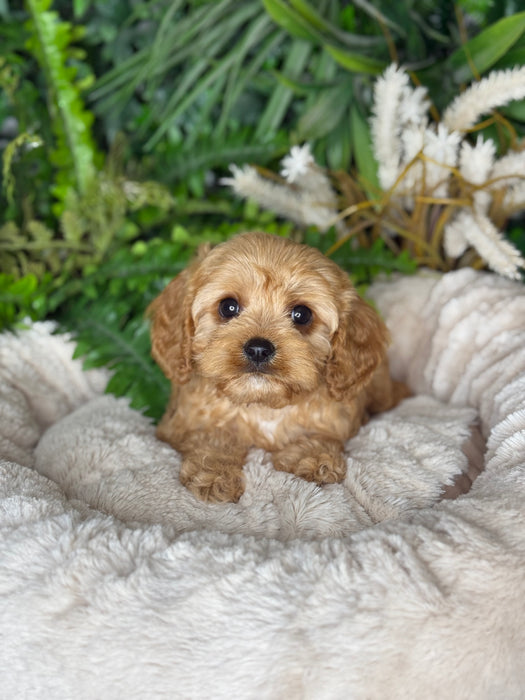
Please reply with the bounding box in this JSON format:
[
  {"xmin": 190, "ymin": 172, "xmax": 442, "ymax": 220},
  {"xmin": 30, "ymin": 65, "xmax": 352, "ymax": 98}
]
[{"xmin": 244, "ymin": 363, "xmax": 273, "ymax": 375}]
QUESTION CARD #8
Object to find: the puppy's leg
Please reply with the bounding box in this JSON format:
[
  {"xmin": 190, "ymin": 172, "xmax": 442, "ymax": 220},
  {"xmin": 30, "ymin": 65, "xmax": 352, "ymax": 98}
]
[
  {"xmin": 165, "ymin": 430, "xmax": 247, "ymax": 504},
  {"xmin": 365, "ymin": 361, "xmax": 411, "ymax": 415},
  {"xmin": 272, "ymin": 435, "xmax": 346, "ymax": 485}
]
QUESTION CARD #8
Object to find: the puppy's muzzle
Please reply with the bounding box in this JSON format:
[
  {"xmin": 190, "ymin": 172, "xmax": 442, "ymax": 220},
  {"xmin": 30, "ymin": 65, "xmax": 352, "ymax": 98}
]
[{"xmin": 243, "ymin": 337, "xmax": 275, "ymax": 369}]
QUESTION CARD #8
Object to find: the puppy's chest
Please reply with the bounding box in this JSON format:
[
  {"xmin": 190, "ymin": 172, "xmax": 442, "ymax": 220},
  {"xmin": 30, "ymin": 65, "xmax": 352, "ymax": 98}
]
[
  {"xmin": 244, "ymin": 406, "xmax": 297, "ymax": 447},
  {"xmin": 238, "ymin": 400, "xmax": 354, "ymax": 449},
  {"xmin": 178, "ymin": 394, "xmax": 302, "ymax": 449},
  {"xmin": 175, "ymin": 383, "xmax": 354, "ymax": 450}
]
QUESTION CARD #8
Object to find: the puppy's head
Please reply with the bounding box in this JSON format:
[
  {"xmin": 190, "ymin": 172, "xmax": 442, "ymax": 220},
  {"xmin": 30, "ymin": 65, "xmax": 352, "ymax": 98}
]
[{"xmin": 149, "ymin": 232, "xmax": 389, "ymax": 408}]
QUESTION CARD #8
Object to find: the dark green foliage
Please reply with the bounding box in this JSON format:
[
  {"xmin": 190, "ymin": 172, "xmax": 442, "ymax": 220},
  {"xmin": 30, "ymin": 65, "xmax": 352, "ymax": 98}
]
[
  {"xmin": 54, "ymin": 235, "xmax": 194, "ymax": 420},
  {"xmin": 0, "ymin": 272, "xmax": 50, "ymax": 326},
  {"xmin": 302, "ymin": 229, "xmax": 417, "ymax": 284},
  {"xmin": 82, "ymin": 0, "xmax": 525, "ymax": 177}
]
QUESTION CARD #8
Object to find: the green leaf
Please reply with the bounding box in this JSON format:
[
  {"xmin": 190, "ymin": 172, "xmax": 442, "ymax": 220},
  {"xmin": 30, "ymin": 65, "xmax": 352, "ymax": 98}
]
[
  {"xmin": 449, "ymin": 12, "xmax": 525, "ymax": 83},
  {"xmin": 255, "ymin": 39, "xmax": 312, "ymax": 139},
  {"xmin": 335, "ymin": 239, "xmax": 417, "ymax": 284},
  {"xmin": 0, "ymin": 272, "xmax": 47, "ymax": 329},
  {"xmin": 324, "ymin": 117, "xmax": 352, "ymax": 172},
  {"xmin": 263, "ymin": 0, "xmax": 321, "ymax": 41},
  {"xmin": 350, "ymin": 104, "xmax": 379, "ymax": 194},
  {"xmin": 2, "ymin": 132, "xmax": 43, "ymax": 205},
  {"xmin": 301, "ymin": 233, "xmax": 416, "ymax": 285},
  {"xmin": 493, "ymin": 44, "xmax": 525, "ymax": 71},
  {"xmin": 298, "ymin": 82, "xmax": 352, "ymax": 140},
  {"xmin": 289, "ymin": 0, "xmax": 330, "ymax": 34},
  {"xmin": 325, "ymin": 45, "xmax": 385, "ymax": 75},
  {"xmin": 72, "ymin": 0, "xmax": 90, "ymax": 18},
  {"xmin": 289, "ymin": 0, "xmax": 383, "ymax": 49}
]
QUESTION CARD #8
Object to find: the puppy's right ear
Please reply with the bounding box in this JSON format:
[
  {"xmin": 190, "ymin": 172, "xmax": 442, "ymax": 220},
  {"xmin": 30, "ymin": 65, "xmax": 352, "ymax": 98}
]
[{"xmin": 147, "ymin": 266, "xmax": 194, "ymax": 384}]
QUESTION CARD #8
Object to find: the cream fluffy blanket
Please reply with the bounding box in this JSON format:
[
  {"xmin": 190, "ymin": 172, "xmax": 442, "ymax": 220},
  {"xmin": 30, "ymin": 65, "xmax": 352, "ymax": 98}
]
[{"xmin": 1, "ymin": 268, "xmax": 525, "ymax": 699}]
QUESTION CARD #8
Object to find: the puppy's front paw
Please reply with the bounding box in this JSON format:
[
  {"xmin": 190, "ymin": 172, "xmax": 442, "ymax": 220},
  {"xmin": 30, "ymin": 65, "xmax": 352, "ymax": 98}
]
[
  {"xmin": 273, "ymin": 437, "xmax": 346, "ymax": 485},
  {"xmin": 294, "ymin": 452, "xmax": 346, "ymax": 485},
  {"xmin": 180, "ymin": 457, "xmax": 245, "ymax": 503}
]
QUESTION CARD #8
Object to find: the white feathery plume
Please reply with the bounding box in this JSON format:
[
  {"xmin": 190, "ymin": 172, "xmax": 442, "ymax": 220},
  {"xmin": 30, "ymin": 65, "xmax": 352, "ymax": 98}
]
[
  {"xmin": 502, "ymin": 182, "xmax": 525, "ymax": 212},
  {"xmin": 223, "ymin": 64, "xmax": 525, "ymax": 279},
  {"xmin": 398, "ymin": 125, "xmax": 425, "ymax": 196},
  {"xmin": 443, "ymin": 212, "xmax": 469, "ymax": 259},
  {"xmin": 280, "ymin": 144, "xmax": 338, "ymax": 212},
  {"xmin": 221, "ymin": 164, "xmax": 312, "ymax": 227},
  {"xmin": 280, "ymin": 144, "xmax": 315, "ymax": 184},
  {"xmin": 421, "ymin": 124, "xmax": 461, "ymax": 197},
  {"xmin": 491, "ymin": 151, "xmax": 525, "ymax": 186},
  {"xmin": 444, "ymin": 209, "xmax": 525, "ymax": 280},
  {"xmin": 372, "ymin": 65, "xmax": 524, "ymax": 278},
  {"xmin": 459, "ymin": 136, "xmax": 496, "ymax": 185},
  {"xmin": 489, "ymin": 150, "xmax": 525, "ymax": 212},
  {"xmin": 443, "ymin": 65, "xmax": 525, "ymax": 132},
  {"xmin": 396, "ymin": 124, "xmax": 459, "ymax": 204},
  {"xmin": 459, "ymin": 136, "xmax": 496, "ymax": 213},
  {"xmin": 221, "ymin": 159, "xmax": 339, "ymax": 232},
  {"xmin": 370, "ymin": 64, "xmax": 410, "ymax": 190},
  {"xmin": 398, "ymin": 84, "xmax": 430, "ymax": 127},
  {"xmin": 466, "ymin": 211, "xmax": 524, "ymax": 280}
]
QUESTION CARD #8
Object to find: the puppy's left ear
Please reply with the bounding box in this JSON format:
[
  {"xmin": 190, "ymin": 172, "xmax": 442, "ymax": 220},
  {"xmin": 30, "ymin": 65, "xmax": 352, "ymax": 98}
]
[
  {"xmin": 147, "ymin": 266, "xmax": 195, "ymax": 384},
  {"xmin": 147, "ymin": 244, "xmax": 212, "ymax": 383},
  {"xmin": 325, "ymin": 294, "xmax": 390, "ymax": 401}
]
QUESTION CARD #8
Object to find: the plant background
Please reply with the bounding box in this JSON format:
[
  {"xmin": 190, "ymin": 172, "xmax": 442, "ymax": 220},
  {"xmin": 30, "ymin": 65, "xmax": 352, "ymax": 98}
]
[{"xmin": 1, "ymin": 0, "xmax": 524, "ymax": 419}]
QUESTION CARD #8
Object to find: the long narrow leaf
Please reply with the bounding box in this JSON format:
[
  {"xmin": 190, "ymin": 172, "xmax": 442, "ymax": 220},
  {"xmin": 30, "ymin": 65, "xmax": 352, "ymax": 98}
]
[
  {"xmin": 255, "ymin": 39, "xmax": 312, "ymax": 138},
  {"xmin": 216, "ymin": 14, "xmax": 275, "ymax": 136},
  {"xmin": 263, "ymin": 0, "xmax": 321, "ymax": 42},
  {"xmin": 298, "ymin": 80, "xmax": 352, "ymax": 140},
  {"xmin": 350, "ymin": 104, "xmax": 379, "ymax": 194},
  {"xmin": 289, "ymin": 0, "xmax": 383, "ymax": 49},
  {"xmin": 325, "ymin": 45, "xmax": 385, "ymax": 75},
  {"xmin": 449, "ymin": 12, "xmax": 525, "ymax": 83}
]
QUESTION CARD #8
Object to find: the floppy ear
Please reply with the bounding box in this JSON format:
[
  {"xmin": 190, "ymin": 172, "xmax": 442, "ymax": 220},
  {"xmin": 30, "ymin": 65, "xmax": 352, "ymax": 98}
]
[
  {"xmin": 325, "ymin": 294, "xmax": 390, "ymax": 401},
  {"xmin": 147, "ymin": 267, "xmax": 195, "ymax": 384}
]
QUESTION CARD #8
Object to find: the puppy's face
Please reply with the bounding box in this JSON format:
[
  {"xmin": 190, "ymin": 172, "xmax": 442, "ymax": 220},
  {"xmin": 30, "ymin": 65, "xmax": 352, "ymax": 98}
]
[
  {"xmin": 190, "ymin": 236, "xmax": 341, "ymax": 407},
  {"xmin": 150, "ymin": 233, "xmax": 388, "ymax": 408}
]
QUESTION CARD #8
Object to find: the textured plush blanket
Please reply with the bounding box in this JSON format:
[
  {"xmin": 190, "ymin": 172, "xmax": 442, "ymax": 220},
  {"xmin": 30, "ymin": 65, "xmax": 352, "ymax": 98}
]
[{"xmin": 1, "ymin": 268, "xmax": 524, "ymax": 699}]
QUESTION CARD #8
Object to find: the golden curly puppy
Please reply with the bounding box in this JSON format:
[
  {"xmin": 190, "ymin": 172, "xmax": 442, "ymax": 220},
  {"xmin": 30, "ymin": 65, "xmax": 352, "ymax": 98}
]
[{"xmin": 149, "ymin": 232, "xmax": 408, "ymax": 503}]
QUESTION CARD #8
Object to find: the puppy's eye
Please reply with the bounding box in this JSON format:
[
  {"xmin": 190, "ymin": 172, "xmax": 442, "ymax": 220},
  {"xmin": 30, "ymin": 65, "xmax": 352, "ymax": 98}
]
[
  {"xmin": 219, "ymin": 297, "xmax": 240, "ymax": 319},
  {"xmin": 291, "ymin": 305, "xmax": 312, "ymax": 326}
]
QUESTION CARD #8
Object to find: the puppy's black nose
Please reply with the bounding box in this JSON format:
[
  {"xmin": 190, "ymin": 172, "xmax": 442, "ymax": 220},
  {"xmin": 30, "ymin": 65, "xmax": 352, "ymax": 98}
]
[{"xmin": 243, "ymin": 337, "xmax": 276, "ymax": 366}]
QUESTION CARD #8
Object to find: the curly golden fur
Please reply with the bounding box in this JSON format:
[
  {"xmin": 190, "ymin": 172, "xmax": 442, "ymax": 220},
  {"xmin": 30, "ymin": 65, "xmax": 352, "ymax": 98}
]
[{"xmin": 149, "ymin": 232, "xmax": 408, "ymax": 503}]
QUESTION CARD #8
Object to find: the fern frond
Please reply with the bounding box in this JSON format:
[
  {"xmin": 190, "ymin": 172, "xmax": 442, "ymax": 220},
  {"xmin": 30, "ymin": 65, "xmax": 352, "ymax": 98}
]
[
  {"xmin": 65, "ymin": 304, "xmax": 170, "ymax": 420},
  {"xmin": 24, "ymin": 0, "xmax": 100, "ymax": 201}
]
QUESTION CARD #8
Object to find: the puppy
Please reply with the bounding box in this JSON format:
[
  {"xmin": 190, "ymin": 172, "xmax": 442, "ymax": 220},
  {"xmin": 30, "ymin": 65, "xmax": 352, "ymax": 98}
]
[{"xmin": 149, "ymin": 232, "xmax": 408, "ymax": 503}]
